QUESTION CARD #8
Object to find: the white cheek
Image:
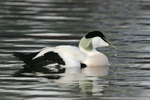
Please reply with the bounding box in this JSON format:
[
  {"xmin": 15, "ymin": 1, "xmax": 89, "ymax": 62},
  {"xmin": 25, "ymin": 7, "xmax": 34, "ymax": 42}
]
[
  {"xmin": 92, "ymin": 37, "xmax": 109, "ymax": 48},
  {"xmin": 100, "ymin": 40, "xmax": 109, "ymax": 47}
]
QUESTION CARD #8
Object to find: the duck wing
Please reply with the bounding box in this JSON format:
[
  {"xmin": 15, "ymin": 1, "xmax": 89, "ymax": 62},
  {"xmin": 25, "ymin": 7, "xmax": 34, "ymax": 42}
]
[{"xmin": 13, "ymin": 51, "xmax": 66, "ymax": 73}]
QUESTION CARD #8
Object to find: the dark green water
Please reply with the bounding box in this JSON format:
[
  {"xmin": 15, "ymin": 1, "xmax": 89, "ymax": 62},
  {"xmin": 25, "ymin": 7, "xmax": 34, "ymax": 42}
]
[{"xmin": 1, "ymin": 0, "xmax": 150, "ymax": 100}]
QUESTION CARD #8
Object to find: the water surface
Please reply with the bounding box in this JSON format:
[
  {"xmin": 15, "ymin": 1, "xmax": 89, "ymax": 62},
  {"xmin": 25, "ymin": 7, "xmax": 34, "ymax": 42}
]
[{"xmin": 1, "ymin": 0, "xmax": 150, "ymax": 100}]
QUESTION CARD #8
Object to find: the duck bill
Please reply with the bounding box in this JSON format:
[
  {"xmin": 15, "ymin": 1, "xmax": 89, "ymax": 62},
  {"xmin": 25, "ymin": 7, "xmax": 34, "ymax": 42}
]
[{"xmin": 103, "ymin": 38, "xmax": 117, "ymax": 49}]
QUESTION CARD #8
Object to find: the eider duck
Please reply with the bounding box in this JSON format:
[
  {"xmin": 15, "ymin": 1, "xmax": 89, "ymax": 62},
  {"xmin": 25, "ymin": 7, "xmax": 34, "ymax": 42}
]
[{"xmin": 13, "ymin": 31, "xmax": 115, "ymax": 73}]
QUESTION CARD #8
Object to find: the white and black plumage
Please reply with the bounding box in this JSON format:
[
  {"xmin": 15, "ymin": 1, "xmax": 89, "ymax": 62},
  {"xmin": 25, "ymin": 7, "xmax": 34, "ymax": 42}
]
[{"xmin": 13, "ymin": 31, "xmax": 115, "ymax": 74}]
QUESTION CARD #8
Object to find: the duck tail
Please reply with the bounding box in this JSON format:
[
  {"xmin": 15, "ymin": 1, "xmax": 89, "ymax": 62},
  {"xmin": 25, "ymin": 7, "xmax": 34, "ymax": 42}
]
[{"xmin": 13, "ymin": 52, "xmax": 38, "ymax": 64}]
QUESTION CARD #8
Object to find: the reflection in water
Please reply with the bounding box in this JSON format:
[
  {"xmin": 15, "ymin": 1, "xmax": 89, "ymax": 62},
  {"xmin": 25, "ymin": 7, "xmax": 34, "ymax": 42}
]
[
  {"xmin": 53, "ymin": 65, "xmax": 108, "ymax": 95},
  {"xmin": 79, "ymin": 77, "xmax": 107, "ymax": 96},
  {"xmin": 13, "ymin": 64, "xmax": 108, "ymax": 96},
  {"xmin": 13, "ymin": 64, "xmax": 108, "ymax": 78},
  {"xmin": 79, "ymin": 66, "xmax": 108, "ymax": 95},
  {"xmin": 82, "ymin": 66, "xmax": 108, "ymax": 76}
]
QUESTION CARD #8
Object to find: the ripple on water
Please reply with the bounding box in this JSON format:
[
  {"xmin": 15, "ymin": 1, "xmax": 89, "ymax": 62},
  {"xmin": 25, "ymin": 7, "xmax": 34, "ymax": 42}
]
[{"xmin": 1, "ymin": 0, "xmax": 150, "ymax": 100}]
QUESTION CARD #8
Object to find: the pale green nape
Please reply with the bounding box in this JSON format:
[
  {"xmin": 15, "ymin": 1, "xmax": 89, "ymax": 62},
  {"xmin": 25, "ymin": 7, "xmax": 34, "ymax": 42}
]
[{"xmin": 79, "ymin": 37, "xmax": 93, "ymax": 51}]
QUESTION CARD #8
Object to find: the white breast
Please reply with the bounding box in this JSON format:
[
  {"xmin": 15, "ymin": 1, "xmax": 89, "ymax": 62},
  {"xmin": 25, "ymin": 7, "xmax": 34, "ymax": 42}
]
[{"xmin": 83, "ymin": 52, "xmax": 109, "ymax": 67}]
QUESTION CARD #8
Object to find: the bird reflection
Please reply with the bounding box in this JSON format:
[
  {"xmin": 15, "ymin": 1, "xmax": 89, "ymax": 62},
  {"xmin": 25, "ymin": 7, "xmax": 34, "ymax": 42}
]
[
  {"xmin": 54, "ymin": 65, "xmax": 108, "ymax": 95},
  {"xmin": 13, "ymin": 64, "xmax": 65, "ymax": 79},
  {"xmin": 81, "ymin": 65, "xmax": 108, "ymax": 76},
  {"xmin": 13, "ymin": 65, "xmax": 108, "ymax": 95},
  {"xmin": 13, "ymin": 64, "xmax": 108, "ymax": 78}
]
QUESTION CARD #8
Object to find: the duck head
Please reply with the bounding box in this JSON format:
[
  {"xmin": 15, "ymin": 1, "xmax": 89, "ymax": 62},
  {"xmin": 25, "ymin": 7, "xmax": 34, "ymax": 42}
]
[{"xmin": 79, "ymin": 31, "xmax": 116, "ymax": 53}]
